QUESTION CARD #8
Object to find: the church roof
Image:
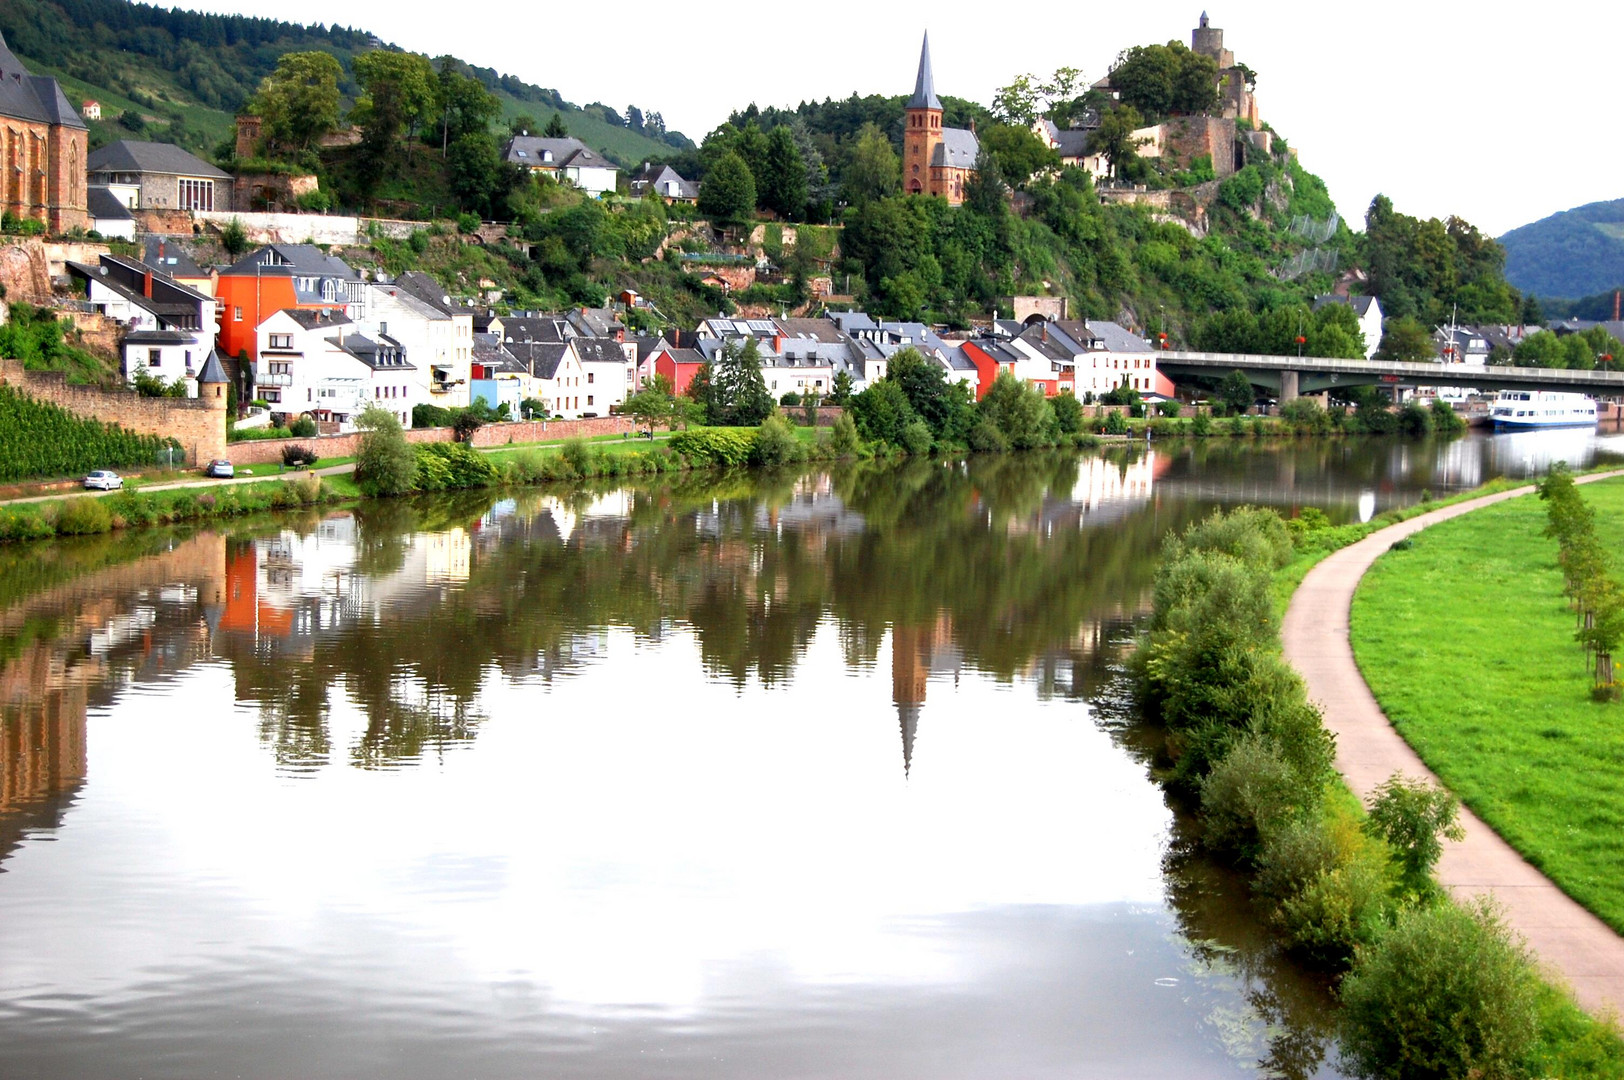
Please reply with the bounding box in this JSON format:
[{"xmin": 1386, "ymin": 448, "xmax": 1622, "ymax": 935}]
[
  {"xmin": 931, "ymin": 127, "xmax": 980, "ymax": 170},
  {"xmin": 907, "ymin": 33, "xmax": 943, "ymax": 111},
  {"xmin": 0, "ymin": 32, "xmax": 86, "ymax": 129}
]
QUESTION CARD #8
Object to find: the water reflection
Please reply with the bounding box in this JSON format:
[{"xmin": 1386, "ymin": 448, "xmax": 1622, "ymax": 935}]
[{"xmin": 0, "ymin": 429, "xmax": 1617, "ymax": 1078}]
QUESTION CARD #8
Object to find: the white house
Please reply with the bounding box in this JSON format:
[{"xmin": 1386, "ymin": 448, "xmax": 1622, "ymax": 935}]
[
  {"xmin": 502, "ymin": 136, "xmax": 619, "ymax": 197},
  {"xmin": 1314, "ymin": 294, "xmax": 1385, "ymax": 359},
  {"xmin": 67, "ymin": 253, "xmax": 216, "ymax": 391},
  {"xmin": 569, "ymin": 336, "xmax": 635, "ymax": 415},
  {"xmin": 364, "ymin": 279, "xmax": 471, "ymax": 409},
  {"xmin": 255, "ymin": 308, "xmax": 422, "ymax": 429}
]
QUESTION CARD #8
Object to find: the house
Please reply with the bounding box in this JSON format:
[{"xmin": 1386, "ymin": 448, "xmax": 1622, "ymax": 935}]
[
  {"xmin": 66, "ymin": 253, "xmax": 216, "ymax": 389},
  {"xmin": 648, "ymin": 340, "xmax": 708, "ymax": 395},
  {"xmin": 86, "ymin": 186, "xmax": 135, "ymax": 240},
  {"xmin": 471, "ymin": 332, "xmax": 528, "ymax": 415},
  {"xmin": 1313, "ymin": 294, "xmax": 1383, "ymax": 359},
  {"xmin": 567, "ymin": 307, "xmax": 627, "ymax": 342},
  {"xmin": 570, "ymin": 336, "xmax": 634, "ymax": 415},
  {"xmin": 87, "ymin": 139, "xmax": 232, "ymax": 212},
  {"xmin": 215, "ymin": 245, "xmax": 360, "ymax": 362},
  {"xmin": 0, "ymin": 30, "xmax": 89, "ymax": 233},
  {"xmin": 141, "ymin": 238, "xmax": 213, "ymax": 296},
  {"xmin": 253, "ymin": 308, "xmax": 420, "ymax": 428},
  {"xmin": 366, "ymin": 273, "xmax": 473, "ymax": 408},
  {"xmin": 630, "ymin": 164, "xmax": 699, "ymax": 203},
  {"xmin": 81, "ymin": 100, "xmax": 101, "ymax": 121},
  {"xmin": 902, "ymin": 33, "xmax": 979, "ymax": 205},
  {"xmin": 502, "ymin": 136, "xmax": 619, "ymax": 196}
]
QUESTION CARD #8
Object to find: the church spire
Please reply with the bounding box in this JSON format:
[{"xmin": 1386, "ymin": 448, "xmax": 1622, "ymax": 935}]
[{"xmin": 907, "ymin": 32, "xmax": 943, "ymax": 112}]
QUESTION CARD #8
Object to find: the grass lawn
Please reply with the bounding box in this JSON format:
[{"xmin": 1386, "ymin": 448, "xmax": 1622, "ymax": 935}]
[{"xmin": 1350, "ymin": 476, "xmax": 1624, "ymax": 932}]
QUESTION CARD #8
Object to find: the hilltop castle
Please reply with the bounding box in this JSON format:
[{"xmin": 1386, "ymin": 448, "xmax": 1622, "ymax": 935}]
[
  {"xmin": 902, "ymin": 34, "xmax": 979, "ymax": 206},
  {"xmin": 1191, "ymin": 12, "xmax": 1260, "ymax": 128},
  {"xmin": 0, "ymin": 31, "xmax": 88, "ymax": 233}
]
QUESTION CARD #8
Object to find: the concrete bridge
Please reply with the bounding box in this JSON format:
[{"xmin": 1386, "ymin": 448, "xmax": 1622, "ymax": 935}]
[{"xmin": 1157, "ymin": 351, "xmax": 1624, "ymax": 400}]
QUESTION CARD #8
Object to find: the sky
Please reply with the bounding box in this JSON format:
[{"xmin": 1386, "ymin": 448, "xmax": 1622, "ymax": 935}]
[{"xmin": 168, "ymin": 0, "xmax": 1619, "ymax": 237}]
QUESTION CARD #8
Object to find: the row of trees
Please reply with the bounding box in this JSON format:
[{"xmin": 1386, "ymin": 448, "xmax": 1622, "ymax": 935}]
[{"xmin": 1539, "ymin": 464, "xmax": 1623, "ymax": 697}]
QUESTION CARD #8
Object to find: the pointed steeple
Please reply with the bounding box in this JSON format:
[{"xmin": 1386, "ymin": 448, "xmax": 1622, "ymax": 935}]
[{"xmin": 907, "ymin": 32, "xmax": 943, "ymax": 112}]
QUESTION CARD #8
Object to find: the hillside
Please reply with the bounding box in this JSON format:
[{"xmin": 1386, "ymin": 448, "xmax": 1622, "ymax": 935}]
[
  {"xmin": 0, "ymin": 0, "xmax": 691, "ymax": 166},
  {"xmin": 1500, "ymin": 197, "xmax": 1624, "ymax": 300}
]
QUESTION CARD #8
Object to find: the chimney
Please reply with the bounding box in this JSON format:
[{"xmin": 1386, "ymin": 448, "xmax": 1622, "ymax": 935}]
[{"xmin": 143, "ymin": 268, "xmax": 152, "ymax": 298}]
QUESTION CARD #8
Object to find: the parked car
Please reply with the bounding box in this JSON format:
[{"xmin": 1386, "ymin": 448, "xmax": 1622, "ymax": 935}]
[
  {"xmin": 204, "ymin": 459, "xmax": 235, "ymax": 479},
  {"xmin": 83, "ymin": 470, "xmax": 123, "ymax": 491}
]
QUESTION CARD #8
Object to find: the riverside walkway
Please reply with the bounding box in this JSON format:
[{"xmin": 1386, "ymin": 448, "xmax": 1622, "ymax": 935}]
[{"xmin": 1282, "ymin": 470, "xmax": 1624, "ymax": 1016}]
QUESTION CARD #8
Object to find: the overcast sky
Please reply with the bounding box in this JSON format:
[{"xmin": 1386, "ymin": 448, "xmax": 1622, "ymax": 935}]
[{"xmin": 173, "ymin": 0, "xmax": 1618, "ymax": 237}]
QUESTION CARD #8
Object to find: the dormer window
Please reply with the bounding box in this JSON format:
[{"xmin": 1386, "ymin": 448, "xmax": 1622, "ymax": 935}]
[{"xmin": 542, "ymin": 150, "xmax": 553, "ymax": 163}]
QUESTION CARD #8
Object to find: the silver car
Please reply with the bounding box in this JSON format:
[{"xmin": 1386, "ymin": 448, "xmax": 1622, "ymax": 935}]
[{"xmin": 83, "ymin": 470, "xmax": 124, "ymax": 491}]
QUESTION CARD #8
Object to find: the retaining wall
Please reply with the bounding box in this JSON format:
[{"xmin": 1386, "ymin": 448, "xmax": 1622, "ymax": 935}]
[
  {"xmin": 225, "ymin": 415, "xmax": 639, "ymax": 465},
  {"xmin": 0, "ymin": 359, "xmax": 226, "ymax": 464}
]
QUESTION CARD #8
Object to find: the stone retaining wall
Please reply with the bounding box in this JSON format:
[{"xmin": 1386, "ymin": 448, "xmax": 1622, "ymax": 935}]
[
  {"xmin": 225, "ymin": 415, "xmax": 639, "ymax": 465},
  {"xmin": 0, "ymin": 359, "xmax": 226, "ymax": 464}
]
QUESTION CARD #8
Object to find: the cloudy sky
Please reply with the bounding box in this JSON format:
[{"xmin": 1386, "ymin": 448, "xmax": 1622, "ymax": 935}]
[{"xmin": 174, "ymin": 0, "xmax": 1617, "ymax": 237}]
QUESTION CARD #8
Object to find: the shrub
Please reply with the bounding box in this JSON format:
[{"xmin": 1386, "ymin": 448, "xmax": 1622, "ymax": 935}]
[
  {"xmin": 1398, "ymin": 399, "xmax": 1433, "ymax": 436},
  {"xmin": 1052, "ymin": 392, "xmax": 1084, "ymax": 434},
  {"xmin": 668, "ymin": 427, "xmax": 758, "ymax": 466},
  {"xmin": 54, "ymin": 496, "xmax": 112, "ymax": 536},
  {"xmin": 1279, "ymin": 399, "xmax": 1331, "ymax": 434},
  {"xmin": 751, "ymin": 415, "xmax": 804, "ymax": 466},
  {"xmin": 1430, "ymin": 399, "xmax": 1466, "ymax": 434},
  {"xmin": 1340, "ymin": 899, "xmax": 1539, "ymax": 1080},
  {"xmin": 561, "ymin": 438, "xmax": 595, "ymax": 477},
  {"xmin": 1176, "ymin": 505, "xmax": 1295, "ymax": 569},
  {"xmin": 1157, "ymin": 398, "xmax": 1183, "ymax": 418},
  {"xmin": 779, "ymin": 390, "xmax": 802, "ymax": 407},
  {"xmin": 1363, "ymin": 774, "xmax": 1465, "ymax": 898},
  {"xmin": 1200, "ymin": 732, "xmax": 1311, "ymax": 858},
  {"xmin": 828, "ymin": 412, "xmax": 862, "ymax": 457},
  {"xmin": 354, "ymin": 405, "xmax": 417, "ymax": 496},
  {"xmin": 413, "ymin": 442, "xmax": 500, "ymax": 490},
  {"xmin": 1191, "ymin": 411, "xmax": 1213, "ymax": 436},
  {"xmin": 968, "ymin": 420, "xmax": 1008, "ymax": 453},
  {"xmin": 289, "ymin": 416, "xmax": 318, "ymax": 438},
  {"xmin": 1277, "ymin": 854, "xmax": 1393, "ymax": 969},
  {"xmin": 281, "ymin": 444, "xmax": 319, "ymax": 468},
  {"xmin": 1104, "ymin": 411, "xmax": 1129, "ymax": 435},
  {"xmin": 899, "ymin": 418, "xmax": 933, "ymax": 456}
]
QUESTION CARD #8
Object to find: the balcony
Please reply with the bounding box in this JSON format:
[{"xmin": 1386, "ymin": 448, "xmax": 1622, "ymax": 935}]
[{"xmin": 253, "ymin": 363, "xmax": 293, "ymax": 388}]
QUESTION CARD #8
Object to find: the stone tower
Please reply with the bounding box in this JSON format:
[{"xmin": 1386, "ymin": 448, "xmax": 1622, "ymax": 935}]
[
  {"xmin": 194, "ymin": 350, "xmax": 230, "ymax": 464},
  {"xmin": 902, "ymin": 33, "xmax": 943, "ymax": 197},
  {"xmin": 1192, "ymin": 12, "xmax": 1234, "ymax": 68}
]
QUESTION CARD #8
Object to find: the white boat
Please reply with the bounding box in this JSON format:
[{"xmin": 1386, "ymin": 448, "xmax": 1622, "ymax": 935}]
[{"xmin": 1489, "ymin": 390, "xmax": 1599, "ymax": 430}]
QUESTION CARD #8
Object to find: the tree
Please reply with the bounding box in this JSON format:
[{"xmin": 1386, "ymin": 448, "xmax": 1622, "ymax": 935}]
[
  {"xmin": 1363, "ymin": 773, "xmax": 1465, "ymax": 897},
  {"xmin": 543, "ymin": 112, "xmax": 569, "ymax": 138},
  {"xmin": 886, "ymin": 347, "xmax": 974, "ymax": 442},
  {"xmin": 850, "ymin": 378, "xmax": 917, "ymax": 446},
  {"xmin": 841, "ymin": 123, "xmax": 899, "ymax": 206},
  {"xmin": 434, "ymin": 59, "xmax": 502, "ymax": 154},
  {"xmin": 446, "ymin": 132, "xmax": 507, "ymax": 218},
  {"xmin": 830, "ymin": 370, "xmax": 854, "ymax": 405},
  {"xmin": 978, "ymin": 124, "xmax": 1060, "ymax": 188},
  {"xmin": 220, "ymin": 217, "xmax": 249, "ymax": 258},
  {"xmin": 354, "ymin": 403, "xmax": 417, "ymax": 496},
  {"xmin": 978, "ymin": 371, "xmax": 1056, "ymax": 449},
  {"xmin": 698, "ymin": 151, "xmax": 757, "ymax": 223},
  {"xmin": 991, "ymin": 73, "xmax": 1041, "ymax": 127},
  {"xmin": 249, "ymin": 51, "xmax": 342, "ymax": 156},
  {"xmin": 760, "ymin": 124, "xmax": 808, "ymax": 220},
  {"xmin": 352, "ymin": 50, "xmax": 437, "ymax": 172},
  {"xmin": 1108, "ymin": 42, "xmax": 1218, "ymax": 119},
  {"xmin": 622, "ymin": 374, "xmax": 677, "ymax": 437},
  {"xmin": 1218, "ymin": 369, "xmax": 1254, "ymax": 415},
  {"xmin": 710, "ymin": 338, "xmax": 774, "ymax": 426},
  {"xmin": 1375, "ymin": 316, "xmax": 1436, "ymax": 363},
  {"xmin": 1086, "ymin": 104, "xmax": 1145, "ymax": 178},
  {"xmin": 626, "ymin": 105, "xmax": 644, "ymax": 134}
]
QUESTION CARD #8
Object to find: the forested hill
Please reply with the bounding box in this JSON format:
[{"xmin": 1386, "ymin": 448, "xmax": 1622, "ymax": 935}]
[
  {"xmin": 1499, "ymin": 198, "xmax": 1624, "ymax": 301},
  {"xmin": 0, "ymin": 0, "xmax": 691, "ymax": 163}
]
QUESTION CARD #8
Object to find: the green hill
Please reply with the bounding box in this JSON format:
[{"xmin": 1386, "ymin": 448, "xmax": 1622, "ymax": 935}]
[
  {"xmin": 1499, "ymin": 198, "xmax": 1624, "ymax": 300},
  {"xmin": 0, "ymin": 0, "xmax": 691, "ymax": 166}
]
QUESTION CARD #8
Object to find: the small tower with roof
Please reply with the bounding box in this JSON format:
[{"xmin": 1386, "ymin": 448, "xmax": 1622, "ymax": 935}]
[
  {"xmin": 903, "ymin": 33, "xmax": 944, "ymax": 197},
  {"xmin": 194, "ymin": 349, "xmax": 230, "ymax": 463}
]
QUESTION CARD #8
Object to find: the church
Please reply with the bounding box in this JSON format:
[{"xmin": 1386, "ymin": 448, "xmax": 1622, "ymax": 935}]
[
  {"xmin": 0, "ymin": 31, "xmax": 89, "ymax": 233},
  {"xmin": 902, "ymin": 33, "xmax": 979, "ymax": 206}
]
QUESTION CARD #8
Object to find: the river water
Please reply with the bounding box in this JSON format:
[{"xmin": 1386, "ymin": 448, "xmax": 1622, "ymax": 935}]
[{"xmin": 2, "ymin": 428, "xmax": 1620, "ymax": 1079}]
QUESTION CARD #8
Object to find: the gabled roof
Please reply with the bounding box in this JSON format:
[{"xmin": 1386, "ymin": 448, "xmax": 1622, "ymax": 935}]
[
  {"xmin": 0, "ymin": 32, "xmax": 86, "ymax": 129},
  {"xmin": 395, "ymin": 270, "xmax": 468, "ymax": 316},
  {"xmin": 86, "ymin": 186, "xmax": 133, "ymax": 221},
  {"xmin": 503, "ymin": 137, "xmax": 616, "ymax": 171},
  {"xmin": 571, "ymin": 337, "xmax": 626, "ymax": 365},
  {"xmin": 1051, "ymin": 128, "xmax": 1091, "ymax": 160},
  {"xmin": 503, "ymin": 315, "xmax": 573, "ymax": 345},
  {"xmin": 88, "ymin": 140, "xmax": 229, "ymax": 179},
  {"xmin": 141, "ymin": 237, "xmax": 204, "ymax": 278},
  {"xmin": 279, "ymin": 308, "xmax": 353, "ymax": 331},
  {"xmin": 1314, "ymin": 293, "xmax": 1378, "ymax": 317},
  {"xmin": 1087, "ymin": 320, "xmax": 1154, "ymax": 353},
  {"xmin": 568, "ymin": 307, "xmax": 625, "ymax": 337},
  {"xmin": 261, "ymin": 243, "xmax": 360, "ymax": 280},
  {"xmin": 907, "ymin": 32, "xmax": 943, "ymax": 111},
  {"xmin": 774, "ymin": 317, "xmax": 845, "ymax": 343},
  {"xmin": 511, "ymin": 341, "xmax": 569, "ymax": 380},
  {"xmin": 331, "ymin": 332, "xmax": 415, "ymax": 370},
  {"xmin": 932, "ymin": 127, "xmax": 980, "ymax": 170}
]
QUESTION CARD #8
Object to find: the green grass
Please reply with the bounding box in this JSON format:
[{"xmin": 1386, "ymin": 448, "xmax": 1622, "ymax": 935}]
[{"xmin": 1351, "ymin": 476, "xmax": 1624, "ymax": 933}]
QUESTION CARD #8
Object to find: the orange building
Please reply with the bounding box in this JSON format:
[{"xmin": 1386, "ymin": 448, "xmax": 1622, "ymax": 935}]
[
  {"xmin": 215, "ymin": 259, "xmax": 297, "ymax": 364},
  {"xmin": 902, "ymin": 34, "xmax": 979, "ymax": 206},
  {"xmin": 0, "ymin": 31, "xmax": 89, "ymax": 233}
]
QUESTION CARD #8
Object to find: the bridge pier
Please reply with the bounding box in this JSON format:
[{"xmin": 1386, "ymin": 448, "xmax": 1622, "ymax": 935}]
[{"xmin": 1280, "ymin": 369, "xmax": 1299, "ymax": 403}]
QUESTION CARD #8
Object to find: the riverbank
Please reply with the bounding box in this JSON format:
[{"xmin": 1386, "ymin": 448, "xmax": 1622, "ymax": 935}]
[
  {"xmin": 1140, "ymin": 483, "xmax": 1624, "ymax": 1078},
  {"xmin": 1349, "ymin": 477, "xmax": 1624, "ymax": 937}
]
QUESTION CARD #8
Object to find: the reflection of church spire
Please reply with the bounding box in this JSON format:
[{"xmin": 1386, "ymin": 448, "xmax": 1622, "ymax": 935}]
[
  {"xmin": 891, "ymin": 623, "xmax": 929, "ymax": 778},
  {"xmin": 897, "ymin": 702, "xmax": 920, "ymax": 777}
]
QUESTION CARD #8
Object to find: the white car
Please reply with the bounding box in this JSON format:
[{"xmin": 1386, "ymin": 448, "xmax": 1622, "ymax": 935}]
[{"xmin": 83, "ymin": 470, "xmax": 124, "ymax": 491}]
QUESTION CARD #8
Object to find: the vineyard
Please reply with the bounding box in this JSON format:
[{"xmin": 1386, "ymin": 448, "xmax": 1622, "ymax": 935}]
[{"xmin": 0, "ymin": 385, "xmax": 178, "ymax": 481}]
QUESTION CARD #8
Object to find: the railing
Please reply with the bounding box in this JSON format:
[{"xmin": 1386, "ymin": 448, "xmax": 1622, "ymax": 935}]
[{"xmin": 253, "ymin": 365, "xmax": 293, "ymax": 387}]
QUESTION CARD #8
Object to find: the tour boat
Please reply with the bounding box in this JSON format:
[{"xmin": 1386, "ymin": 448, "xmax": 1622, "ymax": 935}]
[{"xmin": 1489, "ymin": 390, "xmax": 1599, "ymax": 430}]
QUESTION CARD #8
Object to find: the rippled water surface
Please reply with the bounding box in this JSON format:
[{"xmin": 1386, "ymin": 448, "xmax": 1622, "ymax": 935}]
[{"xmin": 2, "ymin": 429, "xmax": 1620, "ymax": 1078}]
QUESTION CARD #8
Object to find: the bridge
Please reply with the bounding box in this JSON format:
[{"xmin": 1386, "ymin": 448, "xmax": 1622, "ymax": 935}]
[{"xmin": 1156, "ymin": 351, "xmax": 1624, "ymax": 400}]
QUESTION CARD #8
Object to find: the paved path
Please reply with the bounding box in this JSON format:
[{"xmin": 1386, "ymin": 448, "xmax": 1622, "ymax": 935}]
[
  {"xmin": 2, "ymin": 463, "xmax": 356, "ymax": 506},
  {"xmin": 1282, "ymin": 470, "xmax": 1624, "ymax": 1015}
]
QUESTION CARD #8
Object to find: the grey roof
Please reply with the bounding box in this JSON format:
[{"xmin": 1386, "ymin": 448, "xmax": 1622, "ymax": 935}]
[
  {"xmin": 0, "ymin": 33, "xmax": 85, "ymax": 129},
  {"xmin": 827, "ymin": 311, "xmax": 880, "ymax": 333},
  {"xmin": 1051, "ymin": 128, "xmax": 1091, "ymax": 159},
  {"xmin": 1087, "ymin": 320, "xmax": 1154, "ymax": 353},
  {"xmin": 196, "ymin": 350, "xmax": 229, "ymax": 384},
  {"xmin": 504, "ymin": 315, "xmax": 573, "ymax": 345},
  {"xmin": 568, "ymin": 307, "xmax": 625, "ymax": 337},
  {"xmin": 1314, "ymin": 293, "xmax": 1377, "ymax": 317},
  {"xmin": 473, "ymin": 335, "xmax": 527, "ymax": 374},
  {"xmin": 141, "ymin": 237, "xmax": 203, "ymax": 278},
  {"xmin": 395, "ymin": 270, "xmax": 467, "ymax": 316},
  {"xmin": 932, "ymin": 127, "xmax": 980, "ymax": 170},
  {"xmin": 331, "ymin": 332, "xmax": 414, "ymax": 370},
  {"xmin": 262, "ymin": 244, "xmax": 360, "ymax": 280},
  {"xmin": 86, "ymin": 186, "xmax": 133, "ymax": 221},
  {"xmin": 942, "ymin": 343, "xmax": 976, "ymax": 370},
  {"xmin": 572, "ymin": 337, "xmax": 626, "ymax": 365},
  {"xmin": 1017, "ymin": 323, "xmax": 1073, "ymax": 361},
  {"xmin": 123, "ymin": 329, "xmax": 196, "ymax": 345},
  {"xmin": 907, "ymin": 33, "xmax": 943, "ymax": 111},
  {"xmin": 503, "ymin": 136, "xmax": 616, "ymax": 171},
  {"xmin": 515, "ymin": 341, "xmax": 569, "ymax": 380},
  {"xmin": 281, "ymin": 308, "xmax": 352, "ymax": 331},
  {"xmin": 636, "ymin": 165, "xmax": 700, "ymax": 200},
  {"xmin": 87, "ymin": 140, "xmax": 229, "ymax": 179}
]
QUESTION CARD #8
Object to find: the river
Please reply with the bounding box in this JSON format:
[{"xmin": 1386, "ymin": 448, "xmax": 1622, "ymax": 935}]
[{"xmin": 2, "ymin": 428, "xmax": 1620, "ymax": 1079}]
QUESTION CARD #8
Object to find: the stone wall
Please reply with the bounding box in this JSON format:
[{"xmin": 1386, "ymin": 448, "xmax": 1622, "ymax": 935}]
[
  {"xmin": 58, "ymin": 311, "xmax": 121, "ymax": 360},
  {"xmin": 224, "ymin": 415, "xmax": 640, "ymax": 465},
  {"xmin": 134, "ymin": 209, "xmax": 195, "ymax": 236},
  {"xmin": 0, "ymin": 241, "xmax": 53, "ymax": 305},
  {"xmin": 1005, "ymin": 296, "xmax": 1069, "ymax": 322},
  {"xmin": 0, "ymin": 358, "xmax": 226, "ymax": 464},
  {"xmin": 1164, "ymin": 116, "xmax": 1240, "ymax": 179},
  {"xmin": 232, "ymin": 173, "xmax": 318, "ymax": 212},
  {"xmin": 193, "ymin": 211, "xmax": 420, "ymax": 246}
]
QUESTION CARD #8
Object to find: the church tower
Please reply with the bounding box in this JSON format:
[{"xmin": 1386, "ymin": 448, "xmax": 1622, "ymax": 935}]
[{"xmin": 903, "ymin": 33, "xmax": 943, "ymax": 197}]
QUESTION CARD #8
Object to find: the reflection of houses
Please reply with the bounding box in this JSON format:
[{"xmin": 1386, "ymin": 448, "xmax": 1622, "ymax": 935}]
[{"xmin": 1071, "ymin": 450, "xmax": 1164, "ymax": 518}]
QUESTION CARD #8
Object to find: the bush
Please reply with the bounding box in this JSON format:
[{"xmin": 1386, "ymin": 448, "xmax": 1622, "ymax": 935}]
[
  {"xmin": 561, "ymin": 438, "xmax": 595, "ymax": 477},
  {"xmin": 354, "ymin": 405, "xmax": 417, "ymax": 496},
  {"xmin": 289, "ymin": 415, "xmax": 318, "ymax": 438},
  {"xmin": 281, "ymin": 444, "xmax": 319, "ymax": 468},
  {"xmin": 1157, "ymin": 398, "xmax": 1183, "ymax": 418},
  {"xmin": 779, "ymin": 390, "xmax": 802, "ymax": 407},
  {"xmin": 1052, "ymin": 392, "xmax": 1084, "ymax": 434},
  {"xmin": 968, "ymin": 420, "xmax": 1008, "ymax": 453},
  {"xmin": 751, "ymin": 415, "xmax": 804, "ymax": 466},
  {"xmin": 1104, "ymin": 411, "xmax": 1129, "ymax": 435},
  {"xmin": 1279, "ymin": 399, "xmax": 1332, "ymax": 434},
  {"xmin": 828, "ymin": 412, "xmax": 862, "ymax": 457},
  {"xmin": 899, "ymin": 418, "xmax": 933, "ymax": 456},
  {"xmin": 413, "ymin": 442, "xmax": 499, "ymax": 490},
  {"xmin": 1191, "ymin": 411, "xmax": 1213, "ymax": 436},
  {"xmin": 1430, "ymin": 399, "xmax": 1466, "ymax": 434},
  {"xmin": 1277, "ymin": 853, "xmax": 1394, "ymax": 969},
  {"xmin": 1398, "ymin": 399, "xmax": 1433, "ymax": 436},
  {"xmin": 1340, "ymin": 899, "xmax": 1539, "ymax": 1080},
  {"xmin": 1200, "ymin": 732, "xmax": 1310, "ymax": 858},
  {"xmin": 668, "ymin": 427, "xmax": 758, "ymax": 466},
  {"xmin": 1363, "ymin": 774, "xmax": 1465, "ymax": 898},
  {"xmin": 55, "ymin": 496, "xmax": 113, "ymax": 535}
]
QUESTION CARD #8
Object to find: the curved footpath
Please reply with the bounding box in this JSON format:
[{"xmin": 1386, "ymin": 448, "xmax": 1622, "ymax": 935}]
[{"xmin": 1282, "ymin": 469, "xmax": 1624, "ymax": 1017}]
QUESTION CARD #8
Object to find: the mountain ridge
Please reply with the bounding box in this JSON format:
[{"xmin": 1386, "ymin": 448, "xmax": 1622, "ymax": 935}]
[{"xmin": 1499, "ymin": 197, "xmax": 1624, "ymax": 300}]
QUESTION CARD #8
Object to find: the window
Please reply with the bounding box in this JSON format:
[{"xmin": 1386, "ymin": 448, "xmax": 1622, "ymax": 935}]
[
  {"xmin": 587, "ymin": 372, "xmax": 595, "ymax": 383},
  {"xmin": 379, "ymin": 322, "xmax": 387, "ymax": 335},
  {"xmin": 148, "ymin": 348, "xmax": 162, "ymax": 366},
  {"xmin": 177, "ymin": 178, "xmax": 214, "ymax": 211},
  {"xmin": 587, "ymin": 395, "xmax": 593, "ymax": 406},
  {"xmin": 234, "ymin": 306, "xmax": 243, "ymax": 322},
  {"xmin": 269, "ymin": 334, "xmax": 292, "ymax": 350}
]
